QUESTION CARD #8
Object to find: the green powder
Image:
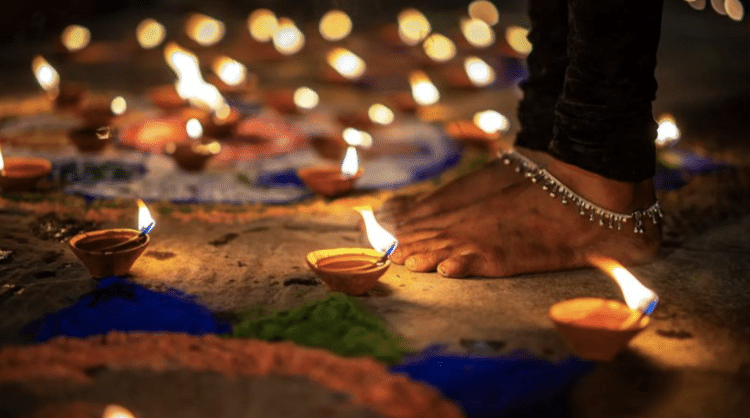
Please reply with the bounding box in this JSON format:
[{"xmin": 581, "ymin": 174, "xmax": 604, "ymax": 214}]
[{"xmin": 230, "ymin": 293, "xmax": 408, "ymax": 364}]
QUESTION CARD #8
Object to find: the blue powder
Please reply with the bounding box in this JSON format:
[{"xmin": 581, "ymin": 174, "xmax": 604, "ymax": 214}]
[
  {"xmin": 24, "ymin": 277, "xmax": 231, "ymax": 342},
  {"xmin": 390, "ymin": 348, "xmax": 594, "ymax": 418}
]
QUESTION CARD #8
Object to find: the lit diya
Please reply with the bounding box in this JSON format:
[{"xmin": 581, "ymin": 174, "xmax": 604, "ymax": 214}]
[
  {"xmin": 265, "ymin": 86, "xmax": 319, "ymax": 115},
  {"xmin": 31, "ymin": 55, "xmax": 85, "ymax": 110},
  {"xmin": 324, "ymin": 47, "xmax": 366, "ymax": 84},
  {"xmin": 209, "ymin": 55, "xmax": 257, "ymax": 95},
  {"xmin": 165, "ymin": 118, "xmax": 221, "ymax": 171},
  {"xmin": 445, "ymin": 109, "xmax": 509, "ymax": 152},
  {"xmin": 74, "ymin": 95, "xmax": 127, "ymax": 127},
  {"xmin": 306, "ymin": 206, "xmax": 398, "ymax": 295},
  {"xmin": 0, "ymin": 147, "xmax": 52, "ymax": 192},
  {"xmin": 67, "ymin": 126, "xmax": 113, "ymax": 153},
  {"xmin": 68, "ymin": 198, "xmax": 155, "ymax": 278},
  {"xmin": 148, "ymin": 84, "xmax": 187, "ymax": 111},
  {"xmin": 442, "ymin": 56, "xmax": 496, "ymax": 89},
  {"xmin": 298, "ymin": 145, "xmax": 362, "ymax": 197},
  {"xmin": 549, "ymin": 257, "xmax": 659, "ymax": 361}
]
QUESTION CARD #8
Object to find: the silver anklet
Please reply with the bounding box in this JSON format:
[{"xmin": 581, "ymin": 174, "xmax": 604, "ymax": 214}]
[{"xmin": 499, "ymin": 150, "xmax": 662, "ymax": 234}]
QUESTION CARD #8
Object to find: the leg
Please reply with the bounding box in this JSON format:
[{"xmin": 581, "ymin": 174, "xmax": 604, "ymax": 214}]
[
  {"xmin": 391, "ymin": 0, "xmax": 664, "ymax": 277},
  {"xmin": 379, "ymin": 0, "xmax": 568, "ymax": 223}
]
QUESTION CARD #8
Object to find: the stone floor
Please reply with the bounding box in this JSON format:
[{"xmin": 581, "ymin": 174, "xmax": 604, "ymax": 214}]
[{"xmin": 1, "ymin": 1, "xmax": 749, "ymax": 417}]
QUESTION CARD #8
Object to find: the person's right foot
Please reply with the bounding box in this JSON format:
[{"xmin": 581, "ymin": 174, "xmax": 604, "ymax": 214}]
[{"xmin": 379, "ymin": 148, "xmax": 552, "ymax": 225}]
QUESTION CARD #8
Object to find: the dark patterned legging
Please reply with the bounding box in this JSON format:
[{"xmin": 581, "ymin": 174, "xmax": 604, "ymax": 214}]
[{"xmin": 514, "ymin": 0, "xmax": 665, "ymax": 182}]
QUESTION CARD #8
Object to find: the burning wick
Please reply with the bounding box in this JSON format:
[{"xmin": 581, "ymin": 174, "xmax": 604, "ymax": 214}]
[
  {"xmin": 357, "ymin": 206, "xmax": 398, "ymax": 266},
  {"xmin": 0, "ymin": 146, "xmax": 5, "ymax": 177},
  {"xmin": 99, "ymin": 199, "xmax": 155, "ymax": 253},
  {"xmin": 589, "ymin": 256, "xmax": 659, "ymax": 330}
]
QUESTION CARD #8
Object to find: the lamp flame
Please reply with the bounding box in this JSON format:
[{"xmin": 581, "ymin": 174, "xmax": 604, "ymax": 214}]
[
  {"xmin": 409, "ymin": 71, "xmax": 440, "ymax": 106},
  {"xmin": 342, "ymin": 127, "xmax": 373, "ymax": 148},
  {"xmin": 110, "ymin": 96, "xmax": 127, "ymax": 116},
  {"xmin": 136, "ymin": 199, "xmax": 155, "ymax": 235},
  {"xmin": 102, "ymin": 405, "xmax": 135, "ymax": 418},
  {"xmin": 164, "ymin": 42, "xmax": 202, "ymax": 83},
  {"xmin": 725, "ymin": 0, "xmax": 745, "ymax": 21},
  {"xmin": 212, "ymin": 56, "xmax": 247, "ymax": 86},
  {"xmin": 589, "ymin": 256, "xmax": 659, "ymax": 315},
  {"xmin": 247, "ymin": 9, "xmax": 278, "ymax": 42},
  {"xmin": 461, "ymin": 18, "xmax": 495, "ymax": 48},
  {"xmin": 468, "ymin": 0, "xmax": 499, "ymax": 26},
  {"xmin": 32, "ymin": 56, "xmax": 60, "ymax": 96},
  {"xmin": 655, "ymin": 114, "xmax": 680, "ymax": 147},
  {"xmin": 136, "ymin": 18, "xmax": 166, "ymax": 49},
  {"xmin": 273, "ymin": 18, "xmax": 305, "ymax": 55},
  {"xmin": 340, "ymin": 146, "xmax": 360, "ymax": 178},
  {"xmin": 368, "ymin": 103, "xmax": 394, "ymax": 125},
  {"xmin": 397, "ymin": 8, "xmax": 431, "ymax": 46},
  {"xmin": 356, "ymin": 206, "xmax": 398, "ymax": 255},
  {"xmin": 0, "ymin": 146, "xmax": 5, "ymax": 173},
  {"xmin": 186, "ymin": 118, "xmax": 203, "ymax": 140},
  {"xmin": 473, "ymin": 110, "xmax": 509, "ymax": 134},
  {"xmin": 505, "ymin": 26, "xmax": 532, "ymax": 55},
  {"xmin": 464, "ymin": 56, "xmax": 496, "ymax": 87},
  {"xmin": 319, "ymin": 10, "xmax": 353, "ymax": 41},
  {"xmin": 61, "ymin": 24, "xmax": 91, "ymax": 52},
  {"xmin": 293, "ymin": 87, "xmax": 319, "ymax": 110},
  {"xmin": 185, "ymin": 13, "xmax": 225, "ymax": 47},
  {"xmin": 327, "ymin": 47, "xmax": 366, "ymax": 80},
  {"xmin": 422, "ymin": 33, "xmax": 456, "ymax": 63}
]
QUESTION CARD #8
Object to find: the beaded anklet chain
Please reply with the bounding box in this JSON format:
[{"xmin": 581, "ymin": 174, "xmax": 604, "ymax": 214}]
[{"xmin": 499, "ymin": 150, "xmax": 662, "ymax": 234}]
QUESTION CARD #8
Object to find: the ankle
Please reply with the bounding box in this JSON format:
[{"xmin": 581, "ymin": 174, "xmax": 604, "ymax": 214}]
[{"xmin": 546, "ymin": 157, "xmax": 656, "ymax": 214}]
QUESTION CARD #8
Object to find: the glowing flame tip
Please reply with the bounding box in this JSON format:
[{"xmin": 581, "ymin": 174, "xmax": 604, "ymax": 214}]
[
  {"xmin": 357, "ymin": 206, "xmax": 398, "ymax": 255},
  {"xmin": 136, "ymin": 199, "xmax": 155, "ymax": 235},
  {"xmin": 589, "ymin": 256, "xmax": 658, "ymax": 314}
]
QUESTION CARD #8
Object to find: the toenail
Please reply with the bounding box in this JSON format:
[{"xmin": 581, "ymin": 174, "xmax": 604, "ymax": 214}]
[{"xmin": 406, "ymin": 257, "xmax": 417, "ymax": 269}]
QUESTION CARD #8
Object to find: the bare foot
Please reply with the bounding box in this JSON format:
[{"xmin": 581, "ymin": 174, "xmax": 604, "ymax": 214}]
[
  {"xmin": 389, "ymin": 156, "xmax": 661, "ymax": 277},
  {"xmin": 379, "ymin": 147, "xmax": 552, "ymax": 224}
]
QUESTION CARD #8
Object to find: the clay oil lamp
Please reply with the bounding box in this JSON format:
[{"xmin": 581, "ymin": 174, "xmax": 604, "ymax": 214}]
[
  {"xmin": 185, "ymin": 13, "xmax": 226, "ymax": 47},
  {"xmin": 459, "ymin": 17, "xmax": 496, "ymax": 50},
  {"xmin": 336, "ymin": 109, "xmax": 374, "ymax": 131},
  {"xmin": 68, "ymin": 198, "xmax": 155, "ymax": 278},
  {"xmin": 298, "ymin": 144, "xmax": 362, "ymax": 198},
  {"xmin": 397, "ymin": 8, "xmax": 432, "ymax": 47},
  {"xmin": 135, "ymin": 18, "xmax": 167, "ymax": 51},
  {"xmin": 149, "ymin": 42, "xmax": 203, "ymax": 111},
  {"xmin": 266, "ymin": 86, "xmax": 319, "ymax": 115},
  {"xmin": 501, "ymin": 26, "xmax": 532, "ymax": 58},
  {"xmin": 408, "ymin": 70, "xmax": 450, "ymax": 121},
  {"xmin": 59, "ymin": 24, "xmax": 91, "ymax": 55},
  {"xmin": 549, "ymin": 257, "xmax": 659, "ymax": 361},
  {"xmin": 75, "ymin": 95, "xmax": 127, "ymax": 128},
  {"xmin": 31, "ymin": 55, "xmax": 84, "ymax": 110},
  {"xmin": 443, "ymin": 56, "xmax": 496, "ymax": 89},
  {"xmin": 245, "ymin": 9, "xmax": 286, "ymax": 61},
  {"xmin": 196, "ymin": 102, "xmax": 241, "ymax": 138},
  {"xmin": 324, "ymin": 47, "xmax": 366, "ymax": 84},
  {"xmin": 446, "ymin": 109, "xmax": 509, "ymax": 152},
  {"xmin": 272, "ymin": 17, "xmax": 305, "ymax": 56},
  {"xmin": 67, "ymin": 126, "xmax": 115, "ymax": 154},
  {"xmin": 103, "ymin": 404, "xmax": 135, "ymax": 418},
  {"xmin": 318, "ymin": 9, "xmax": 353, "ymax": 43},
  {"xmin": 0, "ymin": 147, "xmax": 52, "ymax": 193},
  {"xmin": 165, "ymin": 118, "xmax": 221, "ymax": 171},
  {"xmin": 306, "ymin": 206, "xmax": 398, "ymax": 295},
  {"xmin": 148, "ymin": 84, "xmax": 187, "ymax": 111}
]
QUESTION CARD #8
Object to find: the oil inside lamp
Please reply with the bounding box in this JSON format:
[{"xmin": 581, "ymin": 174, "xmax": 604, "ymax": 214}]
[
  {"xmin": 505, "ymin": 26, "xmax": 532, "ymax": 56},
  {"xmin": 368, "ymin": 103, "xmax": 395, "ymax": 126},
  {"xmin": 247, "ymin": 9, "xmax": 278, "ymax": 42},
  {"xmin": 68, "ymin": 199, "xmax": 155, "ymax": 278},
  {"xmin": 655, "ymin": 113, "xmax": 680, "ymax": 148},
  {"xmin": 422, "ymin": 33, "xmax": 456, "ymax": 63},
  {"xmin": 409, "ymin": 71, "xmax": 440, "ymax": 106},
  {"xmin": 461, "ymin": 17, "xmax": 495, "ymax": 48},
  {"xmin": 136, "ymin": 18, "xmax": 166, "ymax": 49},
  {"xmin": 31, "ymin": 55, "xmax": 60, "ymax": 99},
  {"xmin": 293, "ymin": 86, "xmax": 319, "ymax": 111},
  {"xmin": 185, "ymin": 13, "xmax": 225, "ymax": 47},
  {"xmin": 342, "ymin": 127, "xmax": 373, "ymax": 149},
  {"xmin": 468, "ymin": 0, "xmax": 500, "ymax": 26},
  {"xmin": 319, "ymin": 9, "xmax": 353, "ymax": 42},
  {"xmin": 327, "ymin": 47, "xmax": 366, "ymax": 81},
  {"xmin": 0, "ymin": 146, "xmax": 53, "ymax": 192},
  {"xmin": 548, "ymin": 257, "xmax": 659, "ymax": 361},
  {"xmin": 464, "ymin": 56, "xmax": 496, "ymax": 87},
  {"xmin": 102, "ymin": 405, "xmax": 135, "ymax": 418},
  {"xmin": 305, "ymin": 206, "xmax": 397, "ymax": 295},
  {"xmin": 398, "ymin": 8, "xmax": 432, "ymax": 46},
  {"xmin": 61, "ymin": 24, "xmax": 91, "ymax": 52},
  {"xmin": 273, "ymin": 18, "xmax": 305, "ymax": 55},
  {"xmin": 212, "ymin": 56, "xmax": 247, "ymax": 86}
]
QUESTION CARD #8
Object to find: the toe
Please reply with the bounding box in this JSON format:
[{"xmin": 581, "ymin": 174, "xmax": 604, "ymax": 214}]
[
  {"xmin": 405, "ymin": 248, "xmax": 454, "ymax": 272},
  {"xmin": 437, "ymin": 252, "xmax": 487, "ymax": 278},
  {"xmin": 391, "ymin": 238, "xmax": 453, "ymax": 264}
]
